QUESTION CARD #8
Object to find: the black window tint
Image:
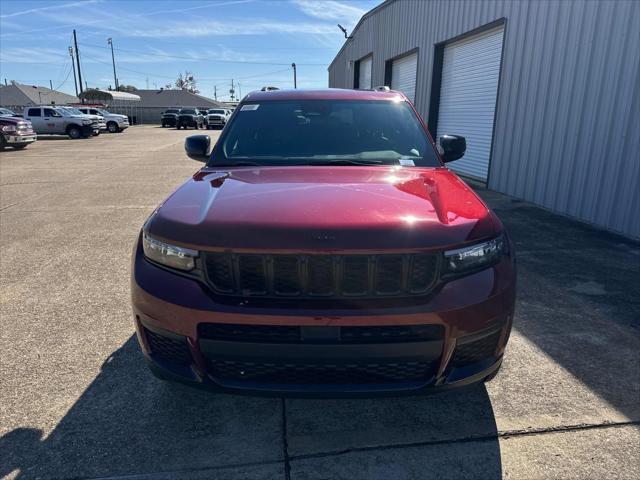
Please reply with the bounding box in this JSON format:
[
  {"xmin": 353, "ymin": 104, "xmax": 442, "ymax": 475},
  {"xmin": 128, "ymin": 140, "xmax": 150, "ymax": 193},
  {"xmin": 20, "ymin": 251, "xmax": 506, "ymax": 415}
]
[
  {"xmin": 90, "ymin": 109, "xmax": 99, "ymax": 115},
  {"xmin": 215, "ymin": 100, "xmax": 438, "ymax": 167},
  {"xmin": 28, "ymin": 108, "xmax": 41, "ymax": 117},
  {"xmin": 43, "ymin": 108, "xmax": 56, "ymax": 116}
]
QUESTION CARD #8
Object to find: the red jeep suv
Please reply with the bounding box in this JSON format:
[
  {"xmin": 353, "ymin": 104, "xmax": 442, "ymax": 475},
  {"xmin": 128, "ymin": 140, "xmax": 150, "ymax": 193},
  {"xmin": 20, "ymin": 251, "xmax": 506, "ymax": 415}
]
[{"xmin": 131, "ymin": 88, "xmax": 516, "ymax": 396}]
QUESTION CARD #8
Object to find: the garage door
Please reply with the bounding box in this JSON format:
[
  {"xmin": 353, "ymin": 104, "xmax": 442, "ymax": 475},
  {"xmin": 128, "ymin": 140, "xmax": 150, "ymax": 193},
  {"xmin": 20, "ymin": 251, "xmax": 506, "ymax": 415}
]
[
  {"xmin": 437, "ymin": 26, "xmax": 504, "ymax": 181},
  {"xmin": 391, "ymin": 52, "xmax": 417, "ymax": 103},
  {"xmin": 358, "ymin": 56, "xmax": 372, "ymax": 90}
]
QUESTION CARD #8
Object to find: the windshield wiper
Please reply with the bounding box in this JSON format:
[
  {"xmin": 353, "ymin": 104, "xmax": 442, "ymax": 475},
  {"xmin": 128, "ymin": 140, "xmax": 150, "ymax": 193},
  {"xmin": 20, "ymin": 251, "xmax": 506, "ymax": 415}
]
[
  {"xmin": 308, "ymin": 159, "xmax": 384, "ymax": 166},
  {"xmin": 211, "ymin": 161, "xmax": 263, "ymax": 167}
]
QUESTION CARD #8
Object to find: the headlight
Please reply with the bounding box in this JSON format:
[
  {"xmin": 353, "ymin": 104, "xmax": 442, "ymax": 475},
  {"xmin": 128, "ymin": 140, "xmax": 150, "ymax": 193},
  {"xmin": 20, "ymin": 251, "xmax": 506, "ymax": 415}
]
[
  {"xmin": 444, "ymin": 234, "xmax": 507, "ymax": 275},
  {"xmin": 82, "ymin": 119, "xmax": 92, "ymax": 125},
  {"xmin": 142, "ymin": 232, "xmax": 198, "ymax": 271},
  {"xmin": 2, "ymin": 125, "xmax": 17, "ymax": 132}
]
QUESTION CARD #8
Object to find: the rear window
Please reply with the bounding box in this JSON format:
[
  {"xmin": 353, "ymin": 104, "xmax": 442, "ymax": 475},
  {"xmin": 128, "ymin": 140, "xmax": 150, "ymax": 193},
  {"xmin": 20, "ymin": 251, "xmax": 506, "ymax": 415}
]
[{"xmin": 212, "ymin": 99, "xmax": 438, "ymax": 167}]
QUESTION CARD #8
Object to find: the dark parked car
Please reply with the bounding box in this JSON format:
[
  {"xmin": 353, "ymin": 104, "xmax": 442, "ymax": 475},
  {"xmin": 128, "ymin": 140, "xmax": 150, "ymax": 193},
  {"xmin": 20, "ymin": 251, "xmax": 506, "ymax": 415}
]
[
  {"xmin": 131, "ymin": 88, "xmax": 516, "ymax": 396},
  {"xmin": 176, "ymin": 108, "xmax": 204, "ymax": 130},
  {"xmin": 161, "ymin": 108, "xmax": 181, "ymax": 128},
  {"xmin": 0, "ymin": 116, "xmax": 37, "ymax": 150}
]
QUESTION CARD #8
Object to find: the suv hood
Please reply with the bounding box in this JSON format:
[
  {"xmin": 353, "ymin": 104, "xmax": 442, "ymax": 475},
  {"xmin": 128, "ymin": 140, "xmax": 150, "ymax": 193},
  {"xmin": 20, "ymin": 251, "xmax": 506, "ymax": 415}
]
[{"xmin": 147, "ymin": 166, "xmax": 499, "ymax": 250}]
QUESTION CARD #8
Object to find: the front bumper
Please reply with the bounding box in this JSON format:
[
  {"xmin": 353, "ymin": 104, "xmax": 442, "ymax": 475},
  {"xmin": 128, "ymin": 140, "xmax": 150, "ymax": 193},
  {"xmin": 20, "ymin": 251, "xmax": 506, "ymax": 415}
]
[
  {"xmin": 161, "ymin": 117, "xmax": 177, "ymax": 126},
  {"xmin": 4, "ymin": 133, "xmax": 37, "ymax": 144},
  {"xmin": 177, "ymin": 117, "xmax": 199, "ymax": 127},
  {"xmin": 131, "ymin": 237, "xmax": 516, "ymax": 397},
  {"xmin": 81, "ymin": 125, "xmax": 97, "ymax": 136}
]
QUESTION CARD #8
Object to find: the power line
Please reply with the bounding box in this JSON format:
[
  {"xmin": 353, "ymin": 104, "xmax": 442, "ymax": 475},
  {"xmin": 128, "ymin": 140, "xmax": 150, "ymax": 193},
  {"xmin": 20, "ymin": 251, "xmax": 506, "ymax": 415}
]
[
  {"xmin": 77, "ymin": 42, "xmax": 328, "ymax": 66},
  {"xmin": 52, "ymin": 64, "xmax": 73, "ymax": 91}
]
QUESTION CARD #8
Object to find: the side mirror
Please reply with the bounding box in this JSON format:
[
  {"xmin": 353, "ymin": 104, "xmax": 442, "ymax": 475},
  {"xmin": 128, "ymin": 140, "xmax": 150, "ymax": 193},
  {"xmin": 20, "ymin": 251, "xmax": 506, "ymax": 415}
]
[
  {"xmin": 439, "ymin": 134, "xmax": 466, "ymax": 163},
  {"xmin": 185, "ymin": 135, "xmax": 211, "ymax": 162}
]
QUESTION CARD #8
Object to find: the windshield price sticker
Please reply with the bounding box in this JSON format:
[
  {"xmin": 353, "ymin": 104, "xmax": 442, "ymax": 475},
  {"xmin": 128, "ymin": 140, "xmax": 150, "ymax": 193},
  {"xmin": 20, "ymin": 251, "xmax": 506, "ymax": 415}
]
[
  {"xmin": 241, "ymin": 104, "xmax": 260, "ymax": 111},
  {"xmin": 399, "ymin": 158, "xmax": 415, "ymax": 167}
]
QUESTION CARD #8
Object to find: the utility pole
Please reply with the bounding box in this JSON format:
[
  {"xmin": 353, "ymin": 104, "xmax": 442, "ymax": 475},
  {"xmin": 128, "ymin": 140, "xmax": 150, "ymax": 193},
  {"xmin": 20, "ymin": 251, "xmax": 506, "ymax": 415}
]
[
  {"xmin": 214, "ymin": 85, "xmax": 217, "ymax": 101},
  {"xmin": 49, "ymin": 80, "xmax": 53, "ymax": 90},
  {"xmin": 107, "ymin": 37, "xmax": 118, "ymax": 90},
  {"xmin": 85, "ymin": 80, "xmax": 88, "ymax": 91},
  {"xmin": 69, "ymin": 47, "xmax": 78, "ymax": 96},
  {"xmin": 292, "ymin": 63, "xmax": 297, "ymax": 89},
  {"xmin": 237, "ymin": 82, "xmax": 242, "ymax": 100},
  {"xmin": 73, "ymin": 30, "xmax": 83, "ymax": 94},
  {"xmin": 230, "ymin": 79, "xmax": 235, "ymax": 101}
]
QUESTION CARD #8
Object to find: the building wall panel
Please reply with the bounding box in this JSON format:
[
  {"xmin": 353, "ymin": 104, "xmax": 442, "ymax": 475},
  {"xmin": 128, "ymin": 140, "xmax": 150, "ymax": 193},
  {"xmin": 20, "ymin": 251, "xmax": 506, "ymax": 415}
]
[{"xmin": 328, "ymin": 0, "xmax": 640, "ymax": 238}]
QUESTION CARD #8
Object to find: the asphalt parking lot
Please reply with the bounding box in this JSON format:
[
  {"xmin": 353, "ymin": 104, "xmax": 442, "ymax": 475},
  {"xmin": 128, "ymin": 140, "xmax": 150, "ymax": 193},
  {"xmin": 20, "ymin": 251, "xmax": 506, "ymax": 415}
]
[{"xmin": 1, "ymin": 126, "xmax": 639, "ymax": 480}]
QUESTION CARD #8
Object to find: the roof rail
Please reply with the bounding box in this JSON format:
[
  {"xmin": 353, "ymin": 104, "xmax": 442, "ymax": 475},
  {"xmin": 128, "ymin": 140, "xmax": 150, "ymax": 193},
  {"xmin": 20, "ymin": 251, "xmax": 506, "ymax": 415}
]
[
  {"xmin": 260, "ymin": 86, "xmax": 280, "ymax": 91},
  {"xmin": 373, "ymin": 85, "xmax": 390, "ymax": 92}
]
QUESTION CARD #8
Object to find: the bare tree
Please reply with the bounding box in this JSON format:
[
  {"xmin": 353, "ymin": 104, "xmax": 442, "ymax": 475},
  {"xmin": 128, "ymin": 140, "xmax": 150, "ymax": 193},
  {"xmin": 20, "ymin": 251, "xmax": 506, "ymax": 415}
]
[
  {"xmin": 175, "ymin": 71, "xmax": 199, "ymax": 94},
  {"xmin": 116, "ymin": 84, "xmax": 138, "ymax": 92}
]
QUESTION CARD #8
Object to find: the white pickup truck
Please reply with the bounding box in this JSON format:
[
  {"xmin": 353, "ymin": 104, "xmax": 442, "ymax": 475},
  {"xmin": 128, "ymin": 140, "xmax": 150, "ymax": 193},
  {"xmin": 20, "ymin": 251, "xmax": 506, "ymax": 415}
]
[
  {"xmin": 77, "ymin": 107, "xmax": 129, "ymax": 133},
  {"xmin": 23, "ymin": 106, "xmax": 100, "ymax": 139}
]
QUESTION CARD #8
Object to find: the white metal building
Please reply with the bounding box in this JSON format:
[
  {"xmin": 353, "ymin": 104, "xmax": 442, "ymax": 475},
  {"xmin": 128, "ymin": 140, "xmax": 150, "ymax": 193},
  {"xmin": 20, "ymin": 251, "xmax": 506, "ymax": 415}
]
[{"xmin": 328, "ymin": 0, "xmax": 640, "ymax": 238}]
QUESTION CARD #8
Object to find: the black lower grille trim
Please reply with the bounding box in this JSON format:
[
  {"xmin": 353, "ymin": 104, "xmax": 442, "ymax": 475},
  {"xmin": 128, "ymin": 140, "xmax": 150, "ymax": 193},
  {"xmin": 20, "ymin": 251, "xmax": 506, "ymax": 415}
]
[
  {"xmin": 145, "ymin": 328, "xmax": 192, "ymax": 366},
  {"xmin": 197, "ymin": 323, "xmax": 444, "ymax": 344},
  {"xmin": 451, "ymin": 329, "xmax": 502, "ymax": 367},
  {"xmin": 208, "ymin": 359, "xmax": 435, "ymax": 385}
]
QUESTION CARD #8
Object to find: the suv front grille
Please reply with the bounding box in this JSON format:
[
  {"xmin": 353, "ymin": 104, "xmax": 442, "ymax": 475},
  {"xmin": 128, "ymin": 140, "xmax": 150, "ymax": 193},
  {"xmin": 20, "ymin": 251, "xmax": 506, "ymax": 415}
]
[
  {"xmin": 208, "ymin": 359, "xmax": 435, "ymax": 385},
  {"xmin": 203, "ymin": 253, "xmax": 439, "ymax": 299}
]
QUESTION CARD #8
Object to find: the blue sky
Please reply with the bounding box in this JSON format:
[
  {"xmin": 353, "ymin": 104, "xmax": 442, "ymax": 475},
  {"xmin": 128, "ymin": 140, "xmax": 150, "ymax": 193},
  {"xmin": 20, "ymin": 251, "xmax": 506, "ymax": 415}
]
[{"xmin": 0, "ymin": 0, "xmax": 379, "ymax": 100}]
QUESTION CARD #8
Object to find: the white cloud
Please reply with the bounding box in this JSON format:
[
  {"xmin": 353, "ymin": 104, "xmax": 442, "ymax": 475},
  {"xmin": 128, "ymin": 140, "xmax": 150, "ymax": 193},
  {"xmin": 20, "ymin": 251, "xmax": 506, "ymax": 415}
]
[
  {"xmin": 291, "ymin": 0, "xmax": 366, "ymax": 23},
  {"xmin": 0, "ymin": 0, "xmax": 101, "ymax": 19}
]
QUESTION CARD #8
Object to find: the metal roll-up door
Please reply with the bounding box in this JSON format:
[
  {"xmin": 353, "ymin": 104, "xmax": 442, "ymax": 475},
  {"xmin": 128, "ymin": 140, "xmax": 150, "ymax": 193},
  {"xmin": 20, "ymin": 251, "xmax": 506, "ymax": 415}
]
[
  {"xmin": 359, "ymin": 56, "xmax": 372, "ymax": 90},
  {"xmin": 391, "ymin": 52, "xmax": 417, "ymax": 103},
  {"xmin": 437, "ymin": 26, "xmax": 504, "ymax": 181}
]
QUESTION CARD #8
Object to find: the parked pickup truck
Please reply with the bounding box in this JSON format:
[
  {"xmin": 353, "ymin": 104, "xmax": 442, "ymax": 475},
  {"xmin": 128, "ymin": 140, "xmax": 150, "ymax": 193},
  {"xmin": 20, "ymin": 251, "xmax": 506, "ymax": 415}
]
[
  {"xmin": 176, "ymin": 108, "xmax": 204, "ymax": 129},
  {"xmin": 204, "ymin": 109, "xmax": 228, "ymax": 129},
  {"xmin": 23, "ymin": 106, "xmax": 100, "ymax": 139},
  {"xmin": 161, "ymin": 108, "xmax": 181, "ymax": 128},
  {"xmin": 77, "ymin": 107, "xmax": 129, "ymax": 133},
  {"xmin": 0, "ymin": 116, "xmax": 36, "ymax": 150},
  {"xmin": 58, "ymin": 107, "xmax": 105, "ymax": 135}
]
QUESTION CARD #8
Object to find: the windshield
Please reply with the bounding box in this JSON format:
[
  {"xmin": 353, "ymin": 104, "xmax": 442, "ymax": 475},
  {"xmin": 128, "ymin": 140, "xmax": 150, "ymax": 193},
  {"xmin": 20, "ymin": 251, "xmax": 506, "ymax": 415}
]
[
  {"xmin": 165, "ymin": 109, "xmax": 179, "ymax": 114},
  {"xmin": 209, "ymin": 110, "xmax": 225, "ymax": 115},
  {"xmin": 212, "ymin": 100, "xmax": 438, "ymax": 167},
  {"xmin": 180, "ymin": 109, "xmax": 196, "ymax": 114},
  {"xmin": 55, "ymin": 109, "xmax": 72, "ymax": 117},
  {"xmin": 63, "ymin": 107, "xmax": 84, "ymax": 115}
]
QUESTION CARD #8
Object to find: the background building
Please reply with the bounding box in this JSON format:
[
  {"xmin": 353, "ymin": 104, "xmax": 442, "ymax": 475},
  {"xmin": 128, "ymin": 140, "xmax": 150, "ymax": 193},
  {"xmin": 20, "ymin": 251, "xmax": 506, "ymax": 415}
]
[
  {"xmin": 329, "ymin": 0, "xmax": 639, "ymax": 238},
  {"xmin": 0, "ymin": 83, "xmax": 79, "ymax": 112}
]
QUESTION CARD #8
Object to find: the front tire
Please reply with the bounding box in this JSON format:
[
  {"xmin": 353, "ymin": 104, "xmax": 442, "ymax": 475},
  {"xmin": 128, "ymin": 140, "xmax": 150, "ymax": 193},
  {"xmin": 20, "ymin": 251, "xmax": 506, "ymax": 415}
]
[
  {"xmin": 67, "ymin": 126, "xmax": 82, "ymax": 139},
  {"xmin": 107, "ymin": 122, "xmax": 118, "ymax": 133},
  {"xmin": 13, "ymin": 144, "xmax": 28, "ymax": 150}
]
